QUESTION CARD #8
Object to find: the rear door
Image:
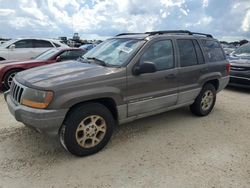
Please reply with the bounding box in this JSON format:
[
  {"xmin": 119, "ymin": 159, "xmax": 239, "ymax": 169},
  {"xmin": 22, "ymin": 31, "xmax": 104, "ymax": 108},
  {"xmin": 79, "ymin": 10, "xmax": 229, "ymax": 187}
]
[
  {"xmin": 126, "ymin": 39, "xmax": 178, "ymax": 116},
  {"xmin": 32, "ymin": 40, "xmax": 54, "ymax": 57},
  {"xmin": 200, "ymin": 39, "xmax": 228, "ymax": 77},
  {"xmin": 176, "ymin": 39, "xmax": 208, "ymax": 104}
]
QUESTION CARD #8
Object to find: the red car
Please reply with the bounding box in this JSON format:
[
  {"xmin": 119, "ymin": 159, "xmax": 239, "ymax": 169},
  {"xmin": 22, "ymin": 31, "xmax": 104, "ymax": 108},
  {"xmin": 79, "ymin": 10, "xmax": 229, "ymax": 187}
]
[{"xmin": 0, "ymin": 48, "xmax": 86, "ymax": 90}]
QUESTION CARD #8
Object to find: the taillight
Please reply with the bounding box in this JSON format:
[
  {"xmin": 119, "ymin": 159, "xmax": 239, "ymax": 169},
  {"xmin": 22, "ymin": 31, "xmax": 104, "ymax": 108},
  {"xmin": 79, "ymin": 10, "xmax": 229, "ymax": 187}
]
[{"xmin": 226, "ymin": 63, "xmax": 231, "ymax": 75}]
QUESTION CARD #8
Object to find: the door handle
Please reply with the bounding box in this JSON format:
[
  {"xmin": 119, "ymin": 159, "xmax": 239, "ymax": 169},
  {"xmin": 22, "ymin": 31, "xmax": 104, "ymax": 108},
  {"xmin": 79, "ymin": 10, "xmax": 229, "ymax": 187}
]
[{"xmin": 165, "ymin": 74, "xmax": 176, "ymax": 79}]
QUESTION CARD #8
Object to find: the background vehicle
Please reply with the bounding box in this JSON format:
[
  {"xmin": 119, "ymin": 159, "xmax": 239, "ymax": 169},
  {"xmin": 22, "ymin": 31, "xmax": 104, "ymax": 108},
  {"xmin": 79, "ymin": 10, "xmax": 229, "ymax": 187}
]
[
  {"xmin": 79, "ymin": 43, "xmax": 97, "ymax": 51},
  {"xmin": 5, "ymin": 30, "xmax": 229, "ymax": 156},
  {"xmin": 0, "ymin": 48, "xmax": 86, "ymax": 90},
  {"xmin": 0, "ymin": 38, "xmax": 68, "ymax": 61},
  {"xmin": 228, "ymin": 42, "xmax": 250, "ymax": 88},
  {"xmin": 222, "ymin": 44, "xmax": 237, "ymax": 56}
]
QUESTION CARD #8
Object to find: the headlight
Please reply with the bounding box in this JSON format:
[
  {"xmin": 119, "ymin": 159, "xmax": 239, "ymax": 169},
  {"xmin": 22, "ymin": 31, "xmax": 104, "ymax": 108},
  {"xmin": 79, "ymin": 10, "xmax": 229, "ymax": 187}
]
[{"xmin": 21, "ymin": 88, "xmax": 54, "ymax": 109}]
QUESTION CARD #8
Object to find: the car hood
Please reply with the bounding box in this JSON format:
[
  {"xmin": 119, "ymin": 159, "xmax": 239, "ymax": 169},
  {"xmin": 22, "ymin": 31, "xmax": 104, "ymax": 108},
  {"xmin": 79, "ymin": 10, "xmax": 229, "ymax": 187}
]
[
  {"xmin": 15, "ymin": 60, "xmax": 116, "ymax": 89},
  {"xmin": 0, "ymin": 59, "xmax": 42, "ymax": 66},
  {"xmin": 229, "ymin": 58, "xmax": 250, "ymax": 67}
]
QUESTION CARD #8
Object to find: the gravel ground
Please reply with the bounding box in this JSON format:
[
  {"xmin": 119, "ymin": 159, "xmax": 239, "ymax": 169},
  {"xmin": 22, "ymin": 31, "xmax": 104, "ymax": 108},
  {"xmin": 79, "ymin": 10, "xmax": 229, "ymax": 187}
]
[{"xmin": 0, "ymin": 87, "xmax": 250, "ymax": 188}]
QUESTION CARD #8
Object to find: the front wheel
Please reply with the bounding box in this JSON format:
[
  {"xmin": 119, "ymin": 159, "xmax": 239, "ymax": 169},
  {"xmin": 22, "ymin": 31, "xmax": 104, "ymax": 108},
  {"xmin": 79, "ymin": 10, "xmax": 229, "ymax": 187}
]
[
  {"xmin": 3, "ymin": 69, "xmax": 21, "ymax": 89},
  {"xmin": 190, "ymin": 83, "xmax": 216, "ymax": 116},
  {"xmin": 59, "ymin": 103, "xmax": 114, "ymax": 156}
]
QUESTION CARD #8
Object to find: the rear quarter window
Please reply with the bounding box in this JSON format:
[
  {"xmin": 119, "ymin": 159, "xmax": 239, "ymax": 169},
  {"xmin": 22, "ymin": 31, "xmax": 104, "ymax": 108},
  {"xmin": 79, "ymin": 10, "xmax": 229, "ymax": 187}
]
[{"xmin": 201, "ymin": 40, "xmax": 225, "ymax": 62}]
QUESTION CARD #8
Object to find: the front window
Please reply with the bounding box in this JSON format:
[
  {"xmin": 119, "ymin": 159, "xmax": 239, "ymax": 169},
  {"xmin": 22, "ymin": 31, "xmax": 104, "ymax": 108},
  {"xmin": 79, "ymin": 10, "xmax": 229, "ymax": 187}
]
[
  {"xmin": 139, "ymin": 40, "xmax": 174, "ymax": 71},
  {"xmin": 82, "ymin": 38, "xmax": 145, "ymax": 66},
  {"xmin": 14, "ymin": 39, "xmax": 33, "ymax": 48}
]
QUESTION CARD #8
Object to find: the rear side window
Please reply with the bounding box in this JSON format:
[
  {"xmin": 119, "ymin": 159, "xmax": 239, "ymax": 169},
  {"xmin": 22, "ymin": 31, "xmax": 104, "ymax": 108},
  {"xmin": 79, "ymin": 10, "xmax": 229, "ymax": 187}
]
[
  {"xmin": 34, "ymin": 40, "xmax": 53, "ymax": 48},
  {"xmin": 53, "ymin": 42, "xmax": 61, "ymax": 47},
  {"xmin": 177, "ymin": 39, "xmax": 198, "ymax": 67},
  {"xmin": 139, "ymin": 40, "xmax": 174, "ymax": 71},
  {"xmin": 59, "ymin": 50, "xmax": 85, "ymax": 60},
  {"xmin": 193, "ymin": 40, "xmax": 204, "ymax": 64},
  {"xmin": 201, "ymin": 40, "xmax": 225, "ymax": 62},
  {"xmin": 68, "ymin": 50, "xmax": 85, "ymax": 59}
]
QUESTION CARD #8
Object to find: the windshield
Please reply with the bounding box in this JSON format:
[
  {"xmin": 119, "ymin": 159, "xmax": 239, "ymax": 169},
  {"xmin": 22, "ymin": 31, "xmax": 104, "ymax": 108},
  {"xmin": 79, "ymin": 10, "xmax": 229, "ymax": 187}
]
[
  {"xmin": 82, "ymin": 38, "xmax": 145, "ymax": 66},
  {"xmin": 34, "ymin": 48, "xmax": 60, "ymax": 60},
  {"xmin": 233, "ymin": 43, "xmax": 250, "ymax": 56}
]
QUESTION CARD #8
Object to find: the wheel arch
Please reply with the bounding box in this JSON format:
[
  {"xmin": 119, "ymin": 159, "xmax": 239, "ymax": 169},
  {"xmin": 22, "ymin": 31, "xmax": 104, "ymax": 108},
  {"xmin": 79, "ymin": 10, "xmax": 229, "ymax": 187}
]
[
  {"xmin": 3, "ymin": 67, "xmax": 25, "ymax": 80},
  {"xmin": 65, "ymin": 97, "xmax": 119, "ymax": 122},
  {"xmin": 204, "ymin": 79, "xmax": 219, "ymax": 91}
]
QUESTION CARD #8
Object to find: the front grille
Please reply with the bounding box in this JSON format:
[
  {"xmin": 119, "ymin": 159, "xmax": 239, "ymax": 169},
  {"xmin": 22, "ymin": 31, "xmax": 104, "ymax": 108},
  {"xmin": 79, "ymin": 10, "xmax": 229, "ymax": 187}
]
[
  {"xmin": 10, "ymin": 80, "xmax": 25, "ymax": 104},
  {"xmin": 231, "ymin": 66, "xmax": 250, "ymax": 71}
]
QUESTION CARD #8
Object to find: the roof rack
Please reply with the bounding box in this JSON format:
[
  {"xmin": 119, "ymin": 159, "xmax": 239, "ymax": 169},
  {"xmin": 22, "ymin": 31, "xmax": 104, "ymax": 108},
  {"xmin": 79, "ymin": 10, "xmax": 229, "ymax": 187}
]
[
  {"xmin": 116, "ymin": 33, "xmax": 144, "ymax": 36},
  {"xmin": 191, "ymin": 32, "xmax": 213, "ymax": 38},
  {"xmin": 145, "ymin": 30, "xmax": 213, "ymax": 38},
  {"xmin": 116, "ymin": 30, "xmax": 213, "ymax": 38}
]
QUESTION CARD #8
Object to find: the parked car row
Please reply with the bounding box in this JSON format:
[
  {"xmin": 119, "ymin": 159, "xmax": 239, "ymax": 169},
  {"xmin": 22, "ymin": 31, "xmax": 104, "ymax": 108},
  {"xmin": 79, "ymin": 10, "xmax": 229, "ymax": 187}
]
[
  {"xmin": 0, "ymin": 48, "xmax": 86, "ymax": 90},
  {"xmin": 227, "ymin": 42, "xmax": 250, "ymax": 88},
  {"xmin": 0, "ymin": 38, "xmax": 68, "ymax": 61},
  {"xmin": 4, "ymin": 30, "xmax": 230, "ymax": 156}
]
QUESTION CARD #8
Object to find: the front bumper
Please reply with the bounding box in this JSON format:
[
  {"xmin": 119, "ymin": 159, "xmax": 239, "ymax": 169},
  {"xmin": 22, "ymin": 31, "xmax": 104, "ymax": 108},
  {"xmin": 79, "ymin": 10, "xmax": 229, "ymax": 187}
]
[
  {"xmin": 229, "ymin": 76, "xmax": 250, "ymax": 88},
  {"xmin": 5, "ymin": 92, "xmax": 68, "ymax": 136},
  {"xmin": 229, "ymin": 70, "xmax": 250, "ymax": 88}
]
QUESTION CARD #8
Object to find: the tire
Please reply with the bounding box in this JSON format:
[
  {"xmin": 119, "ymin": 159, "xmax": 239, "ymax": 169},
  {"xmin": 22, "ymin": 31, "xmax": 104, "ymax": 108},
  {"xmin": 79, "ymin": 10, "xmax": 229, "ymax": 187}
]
[
  {"xmin": 59, "ymin": 103, "xmax": 114, "ymax": 156},
  {"xmin": 190, "ymin": 83, "xmax": 216, "ymax": 116},
  {"xmin": 0, "ymin": 57, "xmax": 5, "ymax": 61},
  {"xmin": 3, "ymin": 69, "xmax": 22, "ymax": 89}
]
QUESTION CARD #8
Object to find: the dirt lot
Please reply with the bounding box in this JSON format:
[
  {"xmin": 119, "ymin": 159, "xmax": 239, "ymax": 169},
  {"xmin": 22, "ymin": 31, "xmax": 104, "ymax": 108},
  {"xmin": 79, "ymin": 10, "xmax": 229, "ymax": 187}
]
[{"xmin": 0, "ymin": 88, "xmax": 250, "ymax": 188}]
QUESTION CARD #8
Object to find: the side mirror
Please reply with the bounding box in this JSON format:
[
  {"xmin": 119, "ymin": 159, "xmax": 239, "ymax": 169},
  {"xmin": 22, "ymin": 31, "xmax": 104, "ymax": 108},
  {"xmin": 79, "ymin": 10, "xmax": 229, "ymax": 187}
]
[
  {"xmin": 56, "ymin": 56, "xmax": 62, "ymax": 62},
  {"xmin": 133, "ymin": 61, "xmax": 156, "ymax": 75},
  {"xmin": 9, "ymin": 44, "xmax": 15, "ymax": 50}
]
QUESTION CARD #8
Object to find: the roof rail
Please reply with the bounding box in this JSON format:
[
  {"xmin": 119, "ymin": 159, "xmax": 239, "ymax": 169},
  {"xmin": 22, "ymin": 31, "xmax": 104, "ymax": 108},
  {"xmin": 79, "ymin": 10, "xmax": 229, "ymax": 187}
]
[
  {"xmin": 116, "ymin": 33, "xmax": 144, "ymax": 36},
  {"xmin": 145, "ymin": 30, "xmax": 213, "ymax": 38},
  {"xmin": 116, "ymin": 30, "xmax": 213, "ymax": 38},
  {"xmin": 191, "ymin": 32, "xmax": 213, "ymax": 38},
  {"xmin": 145, "ymin": 30, "xmax": 192, "ymax": 35}
]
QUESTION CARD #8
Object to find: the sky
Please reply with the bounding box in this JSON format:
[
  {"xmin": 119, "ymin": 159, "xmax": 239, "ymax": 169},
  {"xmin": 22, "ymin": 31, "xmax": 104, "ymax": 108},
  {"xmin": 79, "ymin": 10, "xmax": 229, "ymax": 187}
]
[{"xmin": 0, "ymin": 0, "xmax": 250, "ymax": 41}]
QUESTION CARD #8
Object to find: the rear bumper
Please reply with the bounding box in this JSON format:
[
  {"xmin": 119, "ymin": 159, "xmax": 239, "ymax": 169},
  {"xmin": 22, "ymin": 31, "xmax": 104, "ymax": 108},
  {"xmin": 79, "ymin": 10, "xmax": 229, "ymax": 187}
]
[
  {"xmin": 5, "ymin": 92, "xmax": 68, "ymax": 136},
  {"xmin": 217, "ymin": 76, "xmax": 230, "ymax": 92}
]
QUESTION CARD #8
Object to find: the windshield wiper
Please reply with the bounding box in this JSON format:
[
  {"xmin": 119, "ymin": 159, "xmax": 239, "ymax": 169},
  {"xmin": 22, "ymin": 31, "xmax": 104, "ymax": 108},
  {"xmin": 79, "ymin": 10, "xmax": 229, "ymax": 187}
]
[{"xmin": 87, "ymin": 57, "xmax": 107, "ymax": 66}]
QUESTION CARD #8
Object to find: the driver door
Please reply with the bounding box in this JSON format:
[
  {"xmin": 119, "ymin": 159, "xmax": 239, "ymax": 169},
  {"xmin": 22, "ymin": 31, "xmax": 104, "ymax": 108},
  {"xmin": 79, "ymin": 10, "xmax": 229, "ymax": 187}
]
[
  {"xmin": 9, "ymin": 39, "xmax": 34, "ymax": 60},
  {"xmin": 126, "ymin": 39, "xmax": 178, "ymax": 116}
]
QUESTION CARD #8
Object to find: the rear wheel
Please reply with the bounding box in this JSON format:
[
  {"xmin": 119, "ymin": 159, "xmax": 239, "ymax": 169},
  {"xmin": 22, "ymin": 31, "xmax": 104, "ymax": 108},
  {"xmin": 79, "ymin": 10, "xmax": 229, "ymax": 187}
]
[
  {"xmin": 190, "ymin": 83, "xmax": 216, "ymax": 116},
  {"xmin": 59, "ymin": 103, "xmax": 114, "ymax": 156},
  {"xmin": 3, "ymin": 69, "xmax": 22, "ymax": 89}
]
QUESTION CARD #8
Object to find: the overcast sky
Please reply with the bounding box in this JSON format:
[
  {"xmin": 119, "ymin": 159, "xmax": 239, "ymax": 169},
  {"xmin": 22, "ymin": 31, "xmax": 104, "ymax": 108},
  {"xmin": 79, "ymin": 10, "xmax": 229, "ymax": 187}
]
[{"xmin": 0, "ymin": 0, "xmax": 250, "ymax": 41}]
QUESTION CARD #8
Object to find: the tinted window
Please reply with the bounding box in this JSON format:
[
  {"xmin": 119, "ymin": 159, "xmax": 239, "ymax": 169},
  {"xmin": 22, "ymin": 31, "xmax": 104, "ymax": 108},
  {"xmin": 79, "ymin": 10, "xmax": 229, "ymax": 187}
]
[
  {"xmin": 177, "ymin": 39, "xmax": 198, "ymax": 67},
  {"xmin": 34, "ymin": 40, "xmax": 53, "ymax": 48},
  {"xmin": 140, "ymin": 40, "xmax": 174, "ymax": 71},
  {"xmin": 14, "ymin": 40, "xmax": 33, "ymax": 48},
  {"xmin": 53, "ymin": 42, "xmax": 61, "ymax": 47},
  {"xmin": 193, "ymin": 40, "xmax": 204, "ymax": 64},
  {"xmin": 68, "ymin": 50, "xmax": 85, "ymax": 59},
  {"xmin": 59, "ymin": 50, "xmax": 85, "ymax": 60},
  {"xmin": 201, "ymin": 40, "xmax": 225, "ymax": 62},
  {"xmin": 59, "ymin": 51, "xmax": 70, "ymax": 60}
]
